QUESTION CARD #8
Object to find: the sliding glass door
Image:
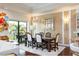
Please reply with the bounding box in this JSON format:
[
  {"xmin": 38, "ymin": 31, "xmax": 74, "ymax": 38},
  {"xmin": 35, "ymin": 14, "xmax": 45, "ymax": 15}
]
[
  {"xmin": 7, "ymin": 20, "xmax": 27, "ymax": 42},
  {"xmin": 7, "ymin": 21, "xmax": 18, "ymax": 41}
]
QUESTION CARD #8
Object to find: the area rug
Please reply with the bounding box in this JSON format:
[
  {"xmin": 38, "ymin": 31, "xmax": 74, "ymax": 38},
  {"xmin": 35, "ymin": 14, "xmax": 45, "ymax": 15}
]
[{"xmin": 19, "ymin": 44, "xmax": 65, "ymax": 56}]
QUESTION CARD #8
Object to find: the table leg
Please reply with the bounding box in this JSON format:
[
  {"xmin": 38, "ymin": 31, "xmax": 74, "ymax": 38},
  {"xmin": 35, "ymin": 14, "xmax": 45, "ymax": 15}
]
[
  {"xmin": 47, "ymin": 41, "xmax": 51, "ymax": 52},
  {"xmin": 20, "ymin": 37, "xmax": 22, "ymax": 43},
  {"xmin": 25, "ymin": 38, "xmax": 27, "ymax": 46}
]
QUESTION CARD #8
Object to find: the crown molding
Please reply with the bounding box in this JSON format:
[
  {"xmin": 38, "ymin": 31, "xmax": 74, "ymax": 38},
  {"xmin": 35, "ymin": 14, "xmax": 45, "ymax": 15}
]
[{"xmin": 32, "ymin": 5, "xmax": 79, "ymax": 16}]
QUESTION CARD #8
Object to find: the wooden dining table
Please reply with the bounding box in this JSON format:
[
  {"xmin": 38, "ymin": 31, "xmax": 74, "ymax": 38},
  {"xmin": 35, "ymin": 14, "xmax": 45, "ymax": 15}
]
[
  {"xmin": 42, "ymin": 37, "xmax": 56, "ymax": 52},
  {"xmin": 25, "ymin": 35, "xmax": 56, "ymax": 52}
]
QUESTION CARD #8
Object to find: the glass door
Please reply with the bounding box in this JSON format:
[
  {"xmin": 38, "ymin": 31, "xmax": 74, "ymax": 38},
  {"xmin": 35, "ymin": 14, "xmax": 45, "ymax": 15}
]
[
  {"xmin": 19, "ymin": 22, "xmax": 27, "ymax": 35},
  {"xmin": 7, "ymin": 20, "xmax": 27, "ymax": 43},
  {"xmin": 7, "ymin": 21, "xmax": 18, "ymax": 41}
]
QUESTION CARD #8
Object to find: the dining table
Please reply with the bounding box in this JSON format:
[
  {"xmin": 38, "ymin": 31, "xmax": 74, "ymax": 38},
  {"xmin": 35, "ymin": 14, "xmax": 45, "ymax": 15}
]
[
  {"xmin": 25, "ymin": 35, "xmax": 56, "ymax": 52},
  {"xmin": 42, "ymin": 37, "xmax": 56, "ymax": 52}
]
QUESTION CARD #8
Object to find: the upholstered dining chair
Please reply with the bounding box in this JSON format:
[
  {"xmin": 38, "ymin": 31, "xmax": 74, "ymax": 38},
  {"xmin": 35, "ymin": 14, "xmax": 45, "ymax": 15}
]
[
  {"xmin": 51, "ymin": 33, "xmax": 60, "ymax": 51},
  {"xmin": 45, "ymin": 32, "xmax": 51, "ymax": 38},
  {"xmin": 35, "ymin": 33, "xmax": 46, "ymax": 50},
  {"xmin": 27, "ymin": 32, "xmax": 35, "ymax": 48},
  {"xmin": 40, "ymin": 32, "xmax": 44, "ymax": 37}
]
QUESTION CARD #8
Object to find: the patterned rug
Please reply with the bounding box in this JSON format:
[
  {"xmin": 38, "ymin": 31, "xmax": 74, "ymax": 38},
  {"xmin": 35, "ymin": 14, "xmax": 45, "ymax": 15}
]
[{"xmin": 19, "ymin": 44, "xmax": 65, "ymax": 56}]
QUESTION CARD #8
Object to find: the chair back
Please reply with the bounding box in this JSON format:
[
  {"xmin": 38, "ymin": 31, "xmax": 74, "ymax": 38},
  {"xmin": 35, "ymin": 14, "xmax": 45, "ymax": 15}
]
[
  {"xmin": 45, "ymin": 32, "xmax": 51, "ymax": 38},
  {"xmin": 40, "ymin": 32, "xmax": 44, "ymax": 37},
  {"xmin": 27, "ymin": 33, "xmax": 32, "ymax": 41},
  {"xmin": 36, "ymin": 34, "xmax": 42, "ymax": 43},
  {"xmin": 56, "ymin": 33, "xmax": 60, "ymax": 43}
]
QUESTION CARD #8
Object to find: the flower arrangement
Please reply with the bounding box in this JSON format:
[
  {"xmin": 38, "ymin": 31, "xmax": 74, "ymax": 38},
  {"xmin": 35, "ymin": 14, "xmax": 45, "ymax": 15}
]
[{"xmin": 0, "ymin": 12, "xmax": 8, "ymax": 32}]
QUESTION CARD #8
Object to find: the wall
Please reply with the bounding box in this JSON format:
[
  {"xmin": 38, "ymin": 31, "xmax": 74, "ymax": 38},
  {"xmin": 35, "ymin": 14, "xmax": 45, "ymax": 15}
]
[
  {"xmin": 37, "ymin": 12, "xmax": 62, "ymax": 35},
  {"xmin": 53, "ymin": 12, "xmax": 62, "ymax": 35},
  {"xmin": 63, "ymin": 11, "xmax": 70, "ymax": 44},
  {"xmin": 71, "ymin": 9, "xmax": 76, "ymax": 42},
  {"xmin": 52, "ymin": 12, "xmax": 62, "ymax": 43}
]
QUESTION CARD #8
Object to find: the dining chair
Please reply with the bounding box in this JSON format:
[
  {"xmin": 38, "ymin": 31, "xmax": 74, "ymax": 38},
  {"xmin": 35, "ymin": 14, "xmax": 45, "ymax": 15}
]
[
  {"xmin": 40, "ymin": 32, "xmax": 44, "ymax": 37},
  {"xmin": 35, "ymin": 33, "xmax": 46, "ymax": 50},
  {"xmin": 51, "ymin": 33, "xmax": 60, "ymax": 51},
  {"xmin": 27, "ymin": 32, "xmax": 35, "ymax": 48},
  {"xmin": 45, "ymin": 32, "xmax": 51, "ymax": 38}
]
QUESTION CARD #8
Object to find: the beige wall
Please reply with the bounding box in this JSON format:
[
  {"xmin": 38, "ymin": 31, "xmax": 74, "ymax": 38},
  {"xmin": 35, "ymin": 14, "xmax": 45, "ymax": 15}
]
[
  {"xmin": 53, "ymin": 12, "xmax": 62, "ymax": 35},
  {"xmin": 32, "ymin": 12, "xmax": 62, "ymax": 43},
  {"xmin": 53, "ymin": 12, "xmax": 62, "ymax": 43},
  {"xmin": 64, "ymin": 11, "xmax": 69, "ymax": 44},
  {"xmin": 63, "ymin": 10, "xmax": 76, "ymax": 44},
  {"xmin": 37, "ymin": 12, "xmax": 62, "ymax": 35},
  {"xmin": 71, "ymin": 9, "xmax": 76, "ymax": 42}
]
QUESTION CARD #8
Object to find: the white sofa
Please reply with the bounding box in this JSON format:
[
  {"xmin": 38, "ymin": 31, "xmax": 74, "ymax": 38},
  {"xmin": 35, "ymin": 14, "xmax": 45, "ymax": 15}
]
[
  {"xmin": 70, "ymin": 43, "xmax": 79, "ymax": 56},
  {"xmin": 0, "ymin": 40, "xmax": 19, "ymax": 56}
]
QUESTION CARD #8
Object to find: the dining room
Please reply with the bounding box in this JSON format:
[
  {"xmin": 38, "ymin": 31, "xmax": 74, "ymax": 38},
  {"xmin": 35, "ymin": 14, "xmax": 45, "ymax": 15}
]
[{"xmin": 0, "ymin": 3, "xmax": 79, "ymax": 56}]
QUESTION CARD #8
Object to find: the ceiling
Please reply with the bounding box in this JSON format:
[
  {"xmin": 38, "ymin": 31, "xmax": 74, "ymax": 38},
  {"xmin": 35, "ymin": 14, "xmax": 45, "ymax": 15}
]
[
  {"xmin": 24, "ymin": 3, "xmax": 78, "ymax": 13},
  {"xmin": 0, "ymin": 3, "xmax": 79, "ymax": 15},
  {"xmin": 0, "ymin": 3, "xmax": 32, "ymax": 15}
]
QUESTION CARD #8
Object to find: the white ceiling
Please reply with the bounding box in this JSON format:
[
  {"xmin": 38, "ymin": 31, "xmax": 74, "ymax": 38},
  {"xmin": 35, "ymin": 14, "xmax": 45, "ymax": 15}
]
[
  {"xmin": 0, "ymin": 3, "xmax": 78, "ymax": 14},
  {"xmin": 0, "ymin": 3, "xmax": 32, "ymax": 15},
  {"xmin": 23, "ymin": 3, "xmax": 75, "ymax": 12},
  {"xmin": 24, "ymin": 3, "xmax": 52, "ymax": 10}
]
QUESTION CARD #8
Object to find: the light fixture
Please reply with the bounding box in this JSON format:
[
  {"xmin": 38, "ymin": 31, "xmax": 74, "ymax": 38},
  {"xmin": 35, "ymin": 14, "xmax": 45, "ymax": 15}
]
[{"xmin": 64, "ymin": 12, "xmax": 69, "ymax": 24}]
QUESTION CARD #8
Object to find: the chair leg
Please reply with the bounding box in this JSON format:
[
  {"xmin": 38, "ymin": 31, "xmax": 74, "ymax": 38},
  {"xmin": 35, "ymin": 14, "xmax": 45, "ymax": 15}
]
[
  {"xmin": 54, "ymin": 48, "xmax": 56, "ymax": 51},
  {"xmin": 28, "ymin": 42, "xmax": 30, "ymax": 47},
  {"xmin": 30, "ymin": 42, "xmax": 31, "ymax": 46},
  {"xmin": 25, "ymin": 44, "xmax": 27, "ymax": 46},
  {"xmin": 25, "ymin": 41, "xmax": 27, "ymax": 46},
  {"xmin": 57, "ymin": 43, "xmax": 59, "ymax": 50},
  {"xmin": 57, "ymin": 47, "xmax": 59, "ymax": 50},
  {"xmin": 32, "ymin": 42, "xmax": 34, "ymax": 48},
  {"xmin": 21, "ymin": 38, "xmax": 22, "ymax": 43},
  {"xmin": 42, "ymin": 46, "xmax": 44, "ymax": 51},
  {"xmin": 36, "ymin": 43, "xmax": 38, "ymax": 49},
  {"xmin": 54, "ymin": 43, "xmax": 56, "ymax": 51},
  {"xmin": 41, "ymin": 43, "xmax": 44, "ymax": 51},
  {"xmin": 28, "ymin": 44, "xmax": 29, "ymax": 47},
  {"xmin": 25, "ymin": 40, "xmax": 27, "ymax": 46}
]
